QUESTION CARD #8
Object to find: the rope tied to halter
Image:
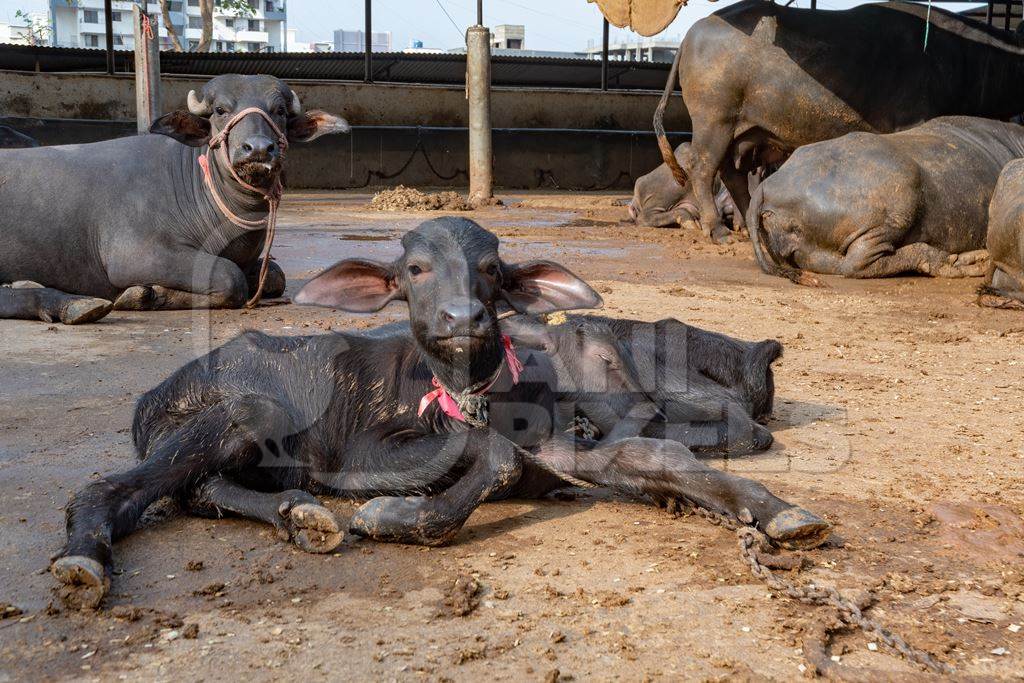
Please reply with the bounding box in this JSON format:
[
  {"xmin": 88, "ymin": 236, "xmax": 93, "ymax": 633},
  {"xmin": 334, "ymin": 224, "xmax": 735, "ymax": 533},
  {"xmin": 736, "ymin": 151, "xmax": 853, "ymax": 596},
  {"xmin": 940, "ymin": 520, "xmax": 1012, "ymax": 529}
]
[{"xmin": 197, "ymin": 107, "xmax": 288, "ymax": 309}]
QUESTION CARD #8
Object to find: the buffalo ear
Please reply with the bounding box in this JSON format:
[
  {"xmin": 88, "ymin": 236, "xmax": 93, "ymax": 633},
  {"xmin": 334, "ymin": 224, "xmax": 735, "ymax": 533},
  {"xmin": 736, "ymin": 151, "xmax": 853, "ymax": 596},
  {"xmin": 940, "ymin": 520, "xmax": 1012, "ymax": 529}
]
[
  {"xmin": 294, "ymin": 259, "xmax": 401, "ymax": 312},
  {"xmin": 149, "ymin": 111, "xmax": 212, "ymax": 147},
  {"xmin": 287, "ymin": 110, "xmax": 351, "ymax": 143},
  {"xmin": 499, "ymin": 316, "xmax": 557, "ymax": 352},
  {"xmin": 502, "ymin": 260, "xmax": 603, "ymax": 314}
]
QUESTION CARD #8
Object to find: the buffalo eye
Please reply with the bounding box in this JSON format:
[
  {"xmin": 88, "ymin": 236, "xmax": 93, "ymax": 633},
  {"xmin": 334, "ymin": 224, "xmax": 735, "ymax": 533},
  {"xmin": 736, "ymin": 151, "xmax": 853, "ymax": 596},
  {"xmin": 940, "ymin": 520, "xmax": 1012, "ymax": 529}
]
[
  {"xmin": 407, "ymin": 264, "xmax": 423, "ymax": 276},
  {"xmin": 483, "ymin": 263, "xmax": 499, "ymax": 277},
  {"xmin": 215, "ymin": 106, "xmax": 227, "ymax": 116},
  {"xmin": 276, "ymin": 105, "xmax": 287, "ymax": 116}
]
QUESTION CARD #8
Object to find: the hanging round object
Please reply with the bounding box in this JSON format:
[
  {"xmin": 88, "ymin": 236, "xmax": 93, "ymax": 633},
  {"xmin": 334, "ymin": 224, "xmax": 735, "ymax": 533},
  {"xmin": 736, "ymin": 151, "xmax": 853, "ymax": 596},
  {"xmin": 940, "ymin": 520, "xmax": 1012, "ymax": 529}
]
[{"xmin": 588, "ymin": 0, "xmax": 688, "ymax": 37}]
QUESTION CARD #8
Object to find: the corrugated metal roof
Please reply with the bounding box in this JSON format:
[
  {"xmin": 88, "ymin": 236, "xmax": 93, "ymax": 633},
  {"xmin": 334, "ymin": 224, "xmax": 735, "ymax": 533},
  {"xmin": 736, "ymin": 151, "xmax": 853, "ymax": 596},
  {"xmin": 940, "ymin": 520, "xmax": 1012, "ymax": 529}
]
[{"xmin": 0, "ymin": 45, "xmax": 672, "ymax": 90}]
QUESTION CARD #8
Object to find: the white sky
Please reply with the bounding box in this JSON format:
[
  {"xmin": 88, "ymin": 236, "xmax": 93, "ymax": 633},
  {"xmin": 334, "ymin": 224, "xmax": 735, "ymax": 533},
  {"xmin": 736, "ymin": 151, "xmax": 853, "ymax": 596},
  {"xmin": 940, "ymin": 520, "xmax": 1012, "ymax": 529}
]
[{"xmin": 0, "ymin": 1, "xmax": 985, "ymax": 51}]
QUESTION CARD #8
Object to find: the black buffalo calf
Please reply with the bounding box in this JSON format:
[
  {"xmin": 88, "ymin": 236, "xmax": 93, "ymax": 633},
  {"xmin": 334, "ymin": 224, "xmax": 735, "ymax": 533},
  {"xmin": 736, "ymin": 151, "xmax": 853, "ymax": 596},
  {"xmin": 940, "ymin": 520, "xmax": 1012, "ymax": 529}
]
[{"xmin": 53, "ymin": 218, "xmax": 829, "ymax": 609}]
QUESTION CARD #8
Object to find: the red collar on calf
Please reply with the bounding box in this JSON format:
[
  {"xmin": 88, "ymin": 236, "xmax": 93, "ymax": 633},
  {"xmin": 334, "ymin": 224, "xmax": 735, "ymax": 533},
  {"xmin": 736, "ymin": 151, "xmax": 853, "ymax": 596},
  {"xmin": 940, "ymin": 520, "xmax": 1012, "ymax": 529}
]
[{"xmin": 418, "ymin": 335, "xmax": 524, "ymax": 424}]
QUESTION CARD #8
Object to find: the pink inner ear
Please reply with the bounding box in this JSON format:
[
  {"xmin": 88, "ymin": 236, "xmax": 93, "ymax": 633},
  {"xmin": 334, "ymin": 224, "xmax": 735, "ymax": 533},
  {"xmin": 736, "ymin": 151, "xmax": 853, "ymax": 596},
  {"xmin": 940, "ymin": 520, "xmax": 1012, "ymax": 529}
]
[{"xmin": 294, "ymin": 261, "xmax": 396, "ymax": 312}]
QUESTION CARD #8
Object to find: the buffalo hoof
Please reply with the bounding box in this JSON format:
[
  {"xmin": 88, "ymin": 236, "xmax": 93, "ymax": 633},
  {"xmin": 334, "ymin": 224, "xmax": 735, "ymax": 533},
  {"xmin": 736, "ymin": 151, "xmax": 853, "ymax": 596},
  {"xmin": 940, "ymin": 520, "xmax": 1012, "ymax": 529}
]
[
  {"xmin": 277, "ymin": 501, "xmax": 342, "ymax": 554},
  {"xmin": 764, "ymin": 507, "xmax": 831, "ymax": 550},
  {"xmin": 710, "ymin": 226, "xmax": 736, "ymax": 245},
  {"xmin": 113, "ymin": 286, "xmax": 154, "ymax": 311},
  {"xmin": 51, "ymin": 556, "xmax": 109, "ymax": 610},
  {"xmin": 60, "ymin": 297, "xmax": 113, "ymax": 325},
  {"xmin": 349, "ymin": 496, "xmax": 457, "ymax": 547}
]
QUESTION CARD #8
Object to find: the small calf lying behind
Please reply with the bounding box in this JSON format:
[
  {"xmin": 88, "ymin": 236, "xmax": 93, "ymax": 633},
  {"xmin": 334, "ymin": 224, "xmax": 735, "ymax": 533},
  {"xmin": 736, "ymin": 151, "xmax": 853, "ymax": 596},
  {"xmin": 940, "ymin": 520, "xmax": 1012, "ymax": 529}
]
[
  {"xmin": 501, "ymin": 314, "xmax": 779, "ymax": 455},
  {"xmin": 53, "ymin": 218, "xmax": 828, "ymax": 610},
  {"xmin": 981, "ymin": 159, "xmax": 1024, "ymax": 309}
]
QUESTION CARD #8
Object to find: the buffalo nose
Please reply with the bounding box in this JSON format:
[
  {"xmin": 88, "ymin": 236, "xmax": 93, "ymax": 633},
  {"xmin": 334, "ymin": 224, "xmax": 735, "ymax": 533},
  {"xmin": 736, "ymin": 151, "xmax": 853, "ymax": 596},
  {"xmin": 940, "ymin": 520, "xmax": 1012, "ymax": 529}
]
[
  {"xmin": 440, "ymin": 300, "xmax": 487, "ymax": 332},
  {"xmin": 240, "ymin": 135, "xmax": 277, "ymax": 160}
]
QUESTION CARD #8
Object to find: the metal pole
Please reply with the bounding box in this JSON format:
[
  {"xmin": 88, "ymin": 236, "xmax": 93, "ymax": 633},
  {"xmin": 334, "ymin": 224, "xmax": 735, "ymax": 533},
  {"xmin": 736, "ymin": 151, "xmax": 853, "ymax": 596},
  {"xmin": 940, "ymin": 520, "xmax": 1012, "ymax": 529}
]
[
  {"xmin": 986, "ymin": 0, "xmax": 994, "ymax": 25},
  {"xmin": 104, "ymin": 0, "xmax": 114, "ymax": 74},
  {"xmin": 477, "ymin": 0, "xmax": 483, "ymax": 26},
  {"xmin": 810, "ymin": 0, "xmax": 817, "ymax": 9},
  {"xmin": 601, "ymin": 18, "xmax": 609, "ymax": 91},
  {"xmin": 466, "ymin": 25, "xmax": 492, "ymax": 205},
  {"xmin": 364, "ymin": 0, "xmax": 372, "ymax": 83},
  {"xmin": 1005, "ymin": 0, "xmax": 1012, "ymax": 30},
  {"xmin": 133, "ymin": 5, "xmax": 161, "ymax": 134}
]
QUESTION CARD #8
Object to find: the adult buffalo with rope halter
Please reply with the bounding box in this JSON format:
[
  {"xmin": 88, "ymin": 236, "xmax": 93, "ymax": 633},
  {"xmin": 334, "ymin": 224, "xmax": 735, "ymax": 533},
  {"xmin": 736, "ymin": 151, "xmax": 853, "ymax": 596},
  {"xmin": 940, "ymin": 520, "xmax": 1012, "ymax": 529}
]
[{"xmin": 0, "ymin": 74, "xmax": 348, "ymax": 324}]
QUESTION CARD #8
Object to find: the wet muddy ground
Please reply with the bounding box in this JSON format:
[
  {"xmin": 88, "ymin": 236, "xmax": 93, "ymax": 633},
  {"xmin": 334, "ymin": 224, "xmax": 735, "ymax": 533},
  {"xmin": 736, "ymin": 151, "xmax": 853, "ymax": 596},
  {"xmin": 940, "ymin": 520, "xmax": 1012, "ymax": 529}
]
[{"xmin": 1, "ymin": 190, "xmax": 1022, "ymax": 681}]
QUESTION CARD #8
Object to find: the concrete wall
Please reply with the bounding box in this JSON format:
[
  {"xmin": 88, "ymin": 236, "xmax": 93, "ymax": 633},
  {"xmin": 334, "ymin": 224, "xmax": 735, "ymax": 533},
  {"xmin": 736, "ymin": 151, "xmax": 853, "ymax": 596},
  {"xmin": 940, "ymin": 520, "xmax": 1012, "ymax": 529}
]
[
  {"xmin": 0, "ymin": 69, "xmax": 691, "ymax": 131},
  {"xmin": 0, "ymin": 69, "xmax": 693, "ymax": 190},
  {"xmin": 1, "ymin": 116, "xmax": 689, "ymax": 190}
]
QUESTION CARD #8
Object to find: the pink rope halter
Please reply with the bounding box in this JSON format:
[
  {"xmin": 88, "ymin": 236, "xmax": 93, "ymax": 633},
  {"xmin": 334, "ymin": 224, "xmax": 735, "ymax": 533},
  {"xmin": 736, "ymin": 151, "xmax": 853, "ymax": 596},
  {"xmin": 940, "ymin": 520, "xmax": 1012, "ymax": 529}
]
[
  {"xmin": 418, "ymin": 335, "xmax": 524, "ymax": 425},
  {"xmin": 197, "ymin": 106, "xmax": 289, "ymax": 308}
]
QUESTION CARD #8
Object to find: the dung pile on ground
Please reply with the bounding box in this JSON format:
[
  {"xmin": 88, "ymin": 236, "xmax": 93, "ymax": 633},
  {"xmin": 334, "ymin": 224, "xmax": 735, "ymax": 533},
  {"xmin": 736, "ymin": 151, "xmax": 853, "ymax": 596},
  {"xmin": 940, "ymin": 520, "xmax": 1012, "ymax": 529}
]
[{"xmin": 369, "ymin": 185, "xmax": 471, "ymax": 212}]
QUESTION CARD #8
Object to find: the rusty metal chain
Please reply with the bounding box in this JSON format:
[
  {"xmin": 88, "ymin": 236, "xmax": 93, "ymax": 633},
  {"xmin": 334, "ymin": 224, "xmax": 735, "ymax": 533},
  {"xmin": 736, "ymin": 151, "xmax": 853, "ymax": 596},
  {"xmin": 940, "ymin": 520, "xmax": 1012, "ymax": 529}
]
[{"xmin": 675, "ymin": 501, "xmax": 952, "ymax": 675}]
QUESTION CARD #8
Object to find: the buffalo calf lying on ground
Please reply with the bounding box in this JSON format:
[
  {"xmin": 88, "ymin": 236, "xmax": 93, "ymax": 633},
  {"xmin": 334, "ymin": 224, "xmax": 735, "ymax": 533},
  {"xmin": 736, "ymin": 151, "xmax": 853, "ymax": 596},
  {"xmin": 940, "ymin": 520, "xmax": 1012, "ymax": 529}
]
[
  {"xmin": 980, "ymin": 159, "xmax": 1024, "ymax": 309},
  {"xmin": 52, "ymin": 218, "xmax": 829, "ymax": 609},
  {"xmin": 501, "ymin": 314, "xmax": 779, "ymax": 455},
  {"xmin": 0, "ymin": 74, "xmax": 348, "ymax": 325},
  {"xmin": 747, "ymin": 117, "xmax": 1024, "ymax": 283}
]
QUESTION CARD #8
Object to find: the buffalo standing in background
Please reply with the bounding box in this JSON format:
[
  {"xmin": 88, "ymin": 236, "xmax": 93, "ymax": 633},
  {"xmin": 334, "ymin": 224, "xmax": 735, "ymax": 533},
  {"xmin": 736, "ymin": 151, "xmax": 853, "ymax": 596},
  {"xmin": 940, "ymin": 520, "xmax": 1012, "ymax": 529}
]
[{"xmin": 653, "ymin": 0, "xmax": 1024, "ymax": 243}]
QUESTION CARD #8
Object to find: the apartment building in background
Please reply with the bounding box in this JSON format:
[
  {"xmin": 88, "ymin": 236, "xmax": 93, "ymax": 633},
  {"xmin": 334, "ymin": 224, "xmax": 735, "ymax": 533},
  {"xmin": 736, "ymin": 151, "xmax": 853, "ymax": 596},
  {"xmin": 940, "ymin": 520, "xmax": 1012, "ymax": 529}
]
[{"xmin": 49, "ymin": 0, "xmax": 287, "ymax": 52}]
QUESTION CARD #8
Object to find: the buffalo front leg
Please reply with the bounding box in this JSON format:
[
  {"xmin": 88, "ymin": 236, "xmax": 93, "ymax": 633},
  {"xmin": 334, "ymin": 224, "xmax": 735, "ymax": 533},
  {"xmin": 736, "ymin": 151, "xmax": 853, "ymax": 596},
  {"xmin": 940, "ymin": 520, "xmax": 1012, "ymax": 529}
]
[
  {"xmin": 244, "ymin": 258, "xmax": 286, "ymax": 299},
  {"xmin": 187, "ymin": 476, "xmax": 341, "ymax": 553},
  {"xmin": 346, "ymin": 429, "xmax": 523, "ymax": 546},
  {"xmin": 111, "ymin": 250, "xmax": 248, "ymax": 311},
  {"xmin": 534, "ymin": 435, "xmax": 830, "ymax": 549},
  {"xmin": 0, "ymin": 283, "xmax": 112, "ymax": 324}
]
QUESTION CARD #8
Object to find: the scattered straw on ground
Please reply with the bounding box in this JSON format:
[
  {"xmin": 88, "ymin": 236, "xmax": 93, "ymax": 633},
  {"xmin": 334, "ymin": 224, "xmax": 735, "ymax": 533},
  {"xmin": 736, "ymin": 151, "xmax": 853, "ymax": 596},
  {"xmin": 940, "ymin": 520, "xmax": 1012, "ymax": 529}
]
[{"xmin": 369, "ymin": 185, "xmax": 471, "ymax": 211}]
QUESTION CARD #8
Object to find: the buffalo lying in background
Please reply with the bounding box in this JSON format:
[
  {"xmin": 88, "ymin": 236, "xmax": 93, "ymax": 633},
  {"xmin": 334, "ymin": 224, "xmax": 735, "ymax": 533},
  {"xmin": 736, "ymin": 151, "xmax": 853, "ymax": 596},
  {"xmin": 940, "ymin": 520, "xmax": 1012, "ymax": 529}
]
[
  {"xmin": 981, "ymin": 159, "xmax": 1024, "ymax": 309},
  {"xmin": 746, "ymin": 117, "xmax": 1024, "ymax": 283},
  {"xmin": 52, "ymin": 218, "xmax": 828, "ymax": 610},
  {"xmin": 0, "ymin": 74, "xmax": 348, "ymax": 325},
  {"xmin": 654, "ymin": 0, "xmax": 1024, "ymax": 243},
  {"xmin": 628, "ymin": 142, "xmax": 740, "ymax": 230}
]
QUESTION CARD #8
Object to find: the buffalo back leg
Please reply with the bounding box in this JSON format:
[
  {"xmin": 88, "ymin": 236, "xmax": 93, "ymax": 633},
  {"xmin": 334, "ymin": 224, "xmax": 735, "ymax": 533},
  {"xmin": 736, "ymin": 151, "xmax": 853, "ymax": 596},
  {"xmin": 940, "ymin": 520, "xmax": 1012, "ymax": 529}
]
[
  {"xmin": 842, "ymin": 240, "xmax": 977, "ymax": 278},
  {"xmin": 532, "ymin": 435, "xmax": 830, "ymax": 549},
  {"xmin": 0, "ymin": 284, "xmax": 112, "ymax": 324},
  {"xmin": 685, "ymin": 117, "xmax": 736, "ymax": 243},
  {"xmin": 52, "ymin": 395, "xmax": 291, "ymax": 609}
]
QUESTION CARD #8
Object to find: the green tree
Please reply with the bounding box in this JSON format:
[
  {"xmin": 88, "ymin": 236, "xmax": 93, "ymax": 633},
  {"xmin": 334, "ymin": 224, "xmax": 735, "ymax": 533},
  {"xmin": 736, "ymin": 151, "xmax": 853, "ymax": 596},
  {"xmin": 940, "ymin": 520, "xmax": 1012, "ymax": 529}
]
[
  {"xmin": 14, "ymin": 9, "xmax": 51, "ymax": 46},
  {"xmin": 157, "ymin": 0, "xmax": 254, "ymax": 52}
]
